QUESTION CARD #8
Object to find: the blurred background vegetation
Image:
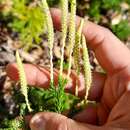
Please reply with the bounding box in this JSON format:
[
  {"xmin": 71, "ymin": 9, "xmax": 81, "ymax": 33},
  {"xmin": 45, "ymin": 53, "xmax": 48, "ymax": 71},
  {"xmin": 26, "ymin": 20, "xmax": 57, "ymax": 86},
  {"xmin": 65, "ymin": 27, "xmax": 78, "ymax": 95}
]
[{"xmin": 0, "ymin": 0, "xmax": 130, "ymax": 51}]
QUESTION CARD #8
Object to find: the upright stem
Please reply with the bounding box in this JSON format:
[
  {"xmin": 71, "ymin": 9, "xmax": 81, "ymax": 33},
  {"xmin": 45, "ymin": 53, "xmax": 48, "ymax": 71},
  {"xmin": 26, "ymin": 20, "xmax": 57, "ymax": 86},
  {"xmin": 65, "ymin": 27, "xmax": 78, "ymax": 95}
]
[
  {"xmin": 82, "ymin": 35, "xmax": 92, "ymax": 101},
  {"xmin": 60, "ymin": 0, "xmax": 68, "ymax": 77},
  {"xmin": 74, "ymin": 19, "xmax": 84, "ymax": 96},
  {"xmin": 42, "ymin": 0, "xmax": 54, "ymax": 83},
  {"xmin": 67, "ymin": 0, "xmax": 76, "ymax": 79},
  {"xmin": 74, "ymin": 19, "xmax": 84, "ymax": 74},
  {"xmin": 16, "ymin": 51, "xmax": 32, "ymax": 112}
]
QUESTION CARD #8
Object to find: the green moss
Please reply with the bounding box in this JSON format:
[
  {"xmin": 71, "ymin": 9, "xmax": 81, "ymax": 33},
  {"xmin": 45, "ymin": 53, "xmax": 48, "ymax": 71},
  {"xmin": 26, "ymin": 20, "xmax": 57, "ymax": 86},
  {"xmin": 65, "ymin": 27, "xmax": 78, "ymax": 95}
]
[
  {"xmin": 102, "ymin": 0, "xmax": 122, "ymax": 10},
  {"xmin": 0, "ymin": 117, "xmax": 25, "ymax": 130},
  {"xmin": 88, "ymin": 0, "xmax": 101, "ymax": 22},
  {"xmin": 111, "ymin": 20, "xmax": 130, "ymax": 41},
  {"xmin": 9, "ymin": 0, "xmax": 46, "ymax": 50},
  {"xmin": 47, "ymin": 0, "xmax": 60, "ymax": 6}
]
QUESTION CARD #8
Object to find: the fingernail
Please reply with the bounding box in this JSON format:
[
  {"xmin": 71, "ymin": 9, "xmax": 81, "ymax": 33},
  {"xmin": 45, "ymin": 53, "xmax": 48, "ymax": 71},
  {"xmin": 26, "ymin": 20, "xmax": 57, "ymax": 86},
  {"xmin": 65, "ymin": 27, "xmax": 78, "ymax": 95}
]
[
  {"xmin": 127, "ymin": 82, "xmax": 130, "ymax": 91},
  {"xmin": 30, "ymin": 115, "xmax": 46, "ymax": 130}
]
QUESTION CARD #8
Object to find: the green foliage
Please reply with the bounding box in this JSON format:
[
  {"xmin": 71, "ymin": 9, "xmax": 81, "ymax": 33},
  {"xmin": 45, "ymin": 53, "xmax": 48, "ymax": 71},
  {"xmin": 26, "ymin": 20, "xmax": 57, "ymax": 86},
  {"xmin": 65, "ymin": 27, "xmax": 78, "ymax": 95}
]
[
  {"xmin": 88, "ymin": 0, "xmax": 129, "ymax": 22},
  {"xmin": 49, "ymin": 77, "xmax": 68, "ymax": 113},
  {"xmin": 111, "ymin": 20, "xmax": 130, "ymax": 41},
  {"xmin": 12, "ymin": 79, "xmax": 74, "ymax": 114},
  {"xmin": 102, "ymin": 0, "xmax": 122, "ymax": 10},
  {"xmin": 47, "ymin": 0, "xmax": 60, "ymax": 6},
  {"xmin": 0, "ymin": 117, "xmax": 25, "ymax": 130},
  {"xmin": 10, "ymin": 0, "xmax": 46, "ymax": 50},
  {"xmin": 88, "ymin": 0, "xmax": 101, "ymax": 22},
  {"xmin": 56, "ymin": 60, "xmax": 69, "ymax": 70},
  {"xmin": 125, "ymin": 0, "xmax": 130, "ymax": 5}
]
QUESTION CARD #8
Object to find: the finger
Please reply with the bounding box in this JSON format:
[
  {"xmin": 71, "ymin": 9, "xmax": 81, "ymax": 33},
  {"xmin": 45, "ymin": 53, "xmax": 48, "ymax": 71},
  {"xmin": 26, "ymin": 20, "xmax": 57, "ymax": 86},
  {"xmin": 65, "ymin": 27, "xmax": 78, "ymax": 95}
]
[
  {"xmin": 74, "ymin": 102, "xmax": 111, "ymax": 126},
  {"xmin": 30, "ymin": 112, "xmax": 85, "ymax": 130},
  {"xmin": 30, "ymin": 112, "xmax": 117, "ymax": 130},
  {"xmin": 106, "ymin": 92, "xmax": 130, "ymax": 129},
  {"xmin": 73, "ymin": 104, "xmax": 98, "ymax": 125},
  {"xmin": 51, "ymin": 8, "xmax": 130, "ymax": 75},
  {"xmin": 73, "ymin": 101, "xmax": 110, "ymax": 126},
  {"xmin": 6, "ymin": 63, "xmax": 106, "ymax": 100},
  {"xmin": 6, "ymin": 63, "xmax": 51, "ymax": 89},
  {"xmin": 30, "ymin": 112, "xmax": 97, "ymax": 130},
  {"xmin": 66, "ymin": 71, "xmax": 106, "ymax": 101}
]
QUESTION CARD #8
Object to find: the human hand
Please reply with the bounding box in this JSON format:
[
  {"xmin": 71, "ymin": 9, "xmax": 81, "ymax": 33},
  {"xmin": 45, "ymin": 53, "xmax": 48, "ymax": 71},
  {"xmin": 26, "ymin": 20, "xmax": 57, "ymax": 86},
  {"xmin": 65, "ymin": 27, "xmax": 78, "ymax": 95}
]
[{"xmin": 6, "ymin": 8, "xmax": 130, "ymax": 130}]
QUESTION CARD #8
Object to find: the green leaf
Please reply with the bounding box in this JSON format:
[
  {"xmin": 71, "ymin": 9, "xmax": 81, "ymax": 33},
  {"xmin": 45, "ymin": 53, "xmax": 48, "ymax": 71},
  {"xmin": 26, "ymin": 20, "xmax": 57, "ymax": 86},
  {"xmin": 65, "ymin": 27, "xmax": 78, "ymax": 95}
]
[{"xmin": 111, "ymin": 20, "xmax": 130, "ymax": 41}]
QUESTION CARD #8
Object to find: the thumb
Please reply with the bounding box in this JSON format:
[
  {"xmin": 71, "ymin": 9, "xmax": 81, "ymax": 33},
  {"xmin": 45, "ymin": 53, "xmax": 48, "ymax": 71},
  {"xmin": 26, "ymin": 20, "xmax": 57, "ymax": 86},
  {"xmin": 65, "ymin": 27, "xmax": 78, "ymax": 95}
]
[
  {"xmin": 30, "ymin": 112, "xmax": 74, "ymax": 130},
  {"xmin": 30, "ymin": 112, "xmax": 107, "ymax": 130}
]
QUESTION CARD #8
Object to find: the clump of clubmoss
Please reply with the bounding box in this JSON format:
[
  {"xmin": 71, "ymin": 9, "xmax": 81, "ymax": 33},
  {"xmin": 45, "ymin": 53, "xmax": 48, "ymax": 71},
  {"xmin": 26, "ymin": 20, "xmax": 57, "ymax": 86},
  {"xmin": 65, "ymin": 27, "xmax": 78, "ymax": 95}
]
[{"xmin": 0, "ymin": 0, "xmax": 92, "ymax": 129}]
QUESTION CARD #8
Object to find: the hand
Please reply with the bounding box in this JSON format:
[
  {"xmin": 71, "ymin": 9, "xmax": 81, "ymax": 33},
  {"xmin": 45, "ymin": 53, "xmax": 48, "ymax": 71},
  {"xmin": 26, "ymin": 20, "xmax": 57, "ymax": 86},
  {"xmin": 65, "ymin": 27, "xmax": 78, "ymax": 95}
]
[{"xmin": 6, "ymin": 8, "xmax": 130, "ymax": 130}]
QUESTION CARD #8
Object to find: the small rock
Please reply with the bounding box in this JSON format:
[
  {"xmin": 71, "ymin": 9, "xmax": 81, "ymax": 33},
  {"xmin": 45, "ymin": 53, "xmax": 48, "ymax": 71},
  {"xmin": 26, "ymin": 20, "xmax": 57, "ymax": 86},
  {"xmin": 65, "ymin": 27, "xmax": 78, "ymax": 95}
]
[
  {"xmin": 111, "ymin": 14, "xmax": 122, "ymax": 25},
  {"xmin": 20, "ymin": 50, "xmax": 35, "ymax": 63},
  {"xmin": 121, "ymin": 2, "xmax": 129, "ymax": 11},
  {"xmin": 54, "ymin": 46, "xmax": 61, "ymax": 59},
  {"xmin": 0, "ymin": 52, "xmax": 15, "ymax": 65}
]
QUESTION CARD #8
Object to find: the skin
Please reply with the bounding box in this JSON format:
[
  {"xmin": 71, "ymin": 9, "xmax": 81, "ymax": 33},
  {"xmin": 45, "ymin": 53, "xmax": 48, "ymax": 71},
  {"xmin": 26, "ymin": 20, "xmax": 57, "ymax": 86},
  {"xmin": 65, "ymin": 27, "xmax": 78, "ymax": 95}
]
[{"xmin": 6, "ymin": 8, "xmax": 130, "ymax": 130}]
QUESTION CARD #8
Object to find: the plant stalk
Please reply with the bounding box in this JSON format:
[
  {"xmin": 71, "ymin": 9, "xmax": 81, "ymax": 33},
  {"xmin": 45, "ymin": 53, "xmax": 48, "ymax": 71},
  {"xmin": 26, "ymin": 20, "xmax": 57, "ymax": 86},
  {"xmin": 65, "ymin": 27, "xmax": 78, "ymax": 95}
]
[
  {"xmin": 42, "ymin": 0, "xmax": 54, "ymax": 84},
  {"xmin": 16, "ymin": 51, "xmax": 32, "ymax": 112},
  {"xmin": 59, "ymin": 0, "xmax": 68, "ymax": 77},
  {"xmin": 81, "ymin": 35, "xmax": 92, "ymax": 101},
  {"xmin": 74, "ymin": 19, "xmax": 84, "ymax": 96},
  {"xmin": 67, "ymin": 0, "xmax": 76, "ymax": 79}
]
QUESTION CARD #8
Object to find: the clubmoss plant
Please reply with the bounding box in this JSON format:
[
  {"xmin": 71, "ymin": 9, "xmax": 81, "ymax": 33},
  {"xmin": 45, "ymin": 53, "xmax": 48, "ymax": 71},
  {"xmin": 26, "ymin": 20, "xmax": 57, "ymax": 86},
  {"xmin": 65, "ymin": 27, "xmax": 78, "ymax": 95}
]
[
  {"xmin": 41, "ymin": 0, "xmax": 54, "ymax": 84},
  {"xmin": 81, "ymin": 35, "xmax": 92, "ymax": 101},
  {"xmin": 67, "ymin": 0, "xmax": 76, "ymax": 79},
  {"xmin": 41, "ymin": 0, "xmax": 68, "ymax": 114},
  {"xmin": 16, "ymin": 51, "xmax": 32, "ymax": 112},
  {"xmin": 0, "ymin": 0, "xmax": 93, "ymax": 129},
  {"xmin": 49, "ymin": 77, "xmax": 68, "ymax": 113}
]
